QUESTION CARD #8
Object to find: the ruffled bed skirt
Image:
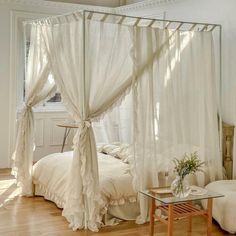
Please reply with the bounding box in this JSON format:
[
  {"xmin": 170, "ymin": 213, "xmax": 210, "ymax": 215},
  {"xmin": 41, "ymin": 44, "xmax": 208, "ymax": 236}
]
[{"xmin": 34, "ymin": 182, "xmax": 139, "ymax": 226}]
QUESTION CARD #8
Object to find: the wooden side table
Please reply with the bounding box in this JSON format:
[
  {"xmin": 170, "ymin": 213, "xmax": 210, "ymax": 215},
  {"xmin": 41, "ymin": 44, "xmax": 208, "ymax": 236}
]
[
  {"xmin": 140, "ymin": 187, "xmax": 224, "ymax": 236},
  {"xmin": 56, "ymin": 123, "xmax": 79, "ymax": 152}
]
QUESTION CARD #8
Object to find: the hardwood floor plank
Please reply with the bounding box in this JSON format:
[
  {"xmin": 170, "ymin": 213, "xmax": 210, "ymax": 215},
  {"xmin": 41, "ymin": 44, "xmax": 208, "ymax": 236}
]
[{"xmin": 0, "ymin": 169, "xmax": 232, "ymax": 236}]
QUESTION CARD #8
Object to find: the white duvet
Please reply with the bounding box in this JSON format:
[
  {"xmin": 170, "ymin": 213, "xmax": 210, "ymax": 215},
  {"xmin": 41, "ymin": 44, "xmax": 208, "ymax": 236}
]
[
  {"xmin": 204, "ymin": 180, "xmax": 236, "ymax": 234},
  {"xmin": 33, "ymin": 151, "xmax": 137, "ymax": 209}
]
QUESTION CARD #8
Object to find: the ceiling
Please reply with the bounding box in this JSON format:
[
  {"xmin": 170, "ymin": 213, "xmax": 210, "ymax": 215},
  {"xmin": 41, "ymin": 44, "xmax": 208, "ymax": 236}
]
[{"xmin": 45, "ymin": 0, "xmax": 134, "ymax": 7}]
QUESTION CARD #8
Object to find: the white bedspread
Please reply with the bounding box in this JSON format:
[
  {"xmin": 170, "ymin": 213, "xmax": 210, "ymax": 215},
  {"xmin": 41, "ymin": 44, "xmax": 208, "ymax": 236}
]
[
  {"xmin": 33, "ymin": 151, "xmax": 137, "ymax": 209},
  {"xmin": 204, "ymin": 180, "xmax": 236, "ymax": 234}
]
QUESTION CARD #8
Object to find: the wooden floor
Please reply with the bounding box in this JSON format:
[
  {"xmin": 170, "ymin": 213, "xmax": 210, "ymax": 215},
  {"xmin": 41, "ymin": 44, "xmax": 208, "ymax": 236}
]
[{"xmin": 0, "ymin": 169, "xmax": 232, "ymax": 236}]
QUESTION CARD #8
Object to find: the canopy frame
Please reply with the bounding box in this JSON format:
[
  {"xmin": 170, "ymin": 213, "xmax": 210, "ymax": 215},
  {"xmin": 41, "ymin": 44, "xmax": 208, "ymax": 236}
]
[
  {"xmin": 83, "ymin": 10, "xmax": 221, "ymax": 31},
  {"xmin": 25, "ymin": 9, "xmax": 221, "ymax": 31},
  {"xmin": 16, "ymin": 9, "xmax": 223, "ymax": 231}
]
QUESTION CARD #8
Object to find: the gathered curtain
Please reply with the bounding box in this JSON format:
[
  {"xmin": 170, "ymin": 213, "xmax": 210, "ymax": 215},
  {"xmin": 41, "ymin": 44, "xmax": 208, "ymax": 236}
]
[
  {"xmin": 12, "ymin": 24, "xmax": 56, "ymax": 196},
  {"xmin": 40, "ymin": 13, "xmax": 134, "ymax": 231}
]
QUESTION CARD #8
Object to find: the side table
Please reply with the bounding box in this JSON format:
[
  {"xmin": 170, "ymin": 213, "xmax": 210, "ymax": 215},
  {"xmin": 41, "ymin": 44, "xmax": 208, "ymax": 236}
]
[
  {"xmin": 56, "ymin": 122, "xmax": 79, "ymax": 152},
  {"xmin": 140, "ymin": 187, "xmax": 224, "ymax": 236}
]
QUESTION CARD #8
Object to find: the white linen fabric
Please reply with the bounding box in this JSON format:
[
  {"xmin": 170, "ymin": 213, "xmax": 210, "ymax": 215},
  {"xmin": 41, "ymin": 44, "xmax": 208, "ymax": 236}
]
[
  {"xmin": 203, "ymin": 180, "xmax": 236, "ymax": 233},
  {"xmin": 33, "ymin": 151, "xmax": 137, "ymax": 215},
  {"xmin": 11, "ymin": 24, "xmax": 56, "ymax": 196},
  {"xmin": 40, "ymin": 13, "xmax": 134, "ymax": 231},
  {"xmin": 12, "ymin": 11, "xmax": 222, "ymax": 232},
  {"xmin": 93, "ymin": 94, "xmax": 133, "ymax": 144},
  {"xmin": 98, "ymin": 143, "xmax": 133, "ymax": 163},
  {"xmin": 131, "ymin": 27, "xmax": 223, "ymax": 222}
]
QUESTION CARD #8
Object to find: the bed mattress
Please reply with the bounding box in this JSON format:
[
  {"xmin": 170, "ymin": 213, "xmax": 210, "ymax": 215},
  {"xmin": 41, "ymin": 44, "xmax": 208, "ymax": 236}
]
[{"xmin": 33, "ymin": 151, "xmax": 139, "ymax": 223}]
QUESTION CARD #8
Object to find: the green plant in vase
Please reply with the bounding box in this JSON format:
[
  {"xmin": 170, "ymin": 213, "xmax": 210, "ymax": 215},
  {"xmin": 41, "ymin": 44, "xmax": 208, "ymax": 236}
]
[{"xmin": 171, "ymin": 152, "xmax": 204, "ymax": 198}]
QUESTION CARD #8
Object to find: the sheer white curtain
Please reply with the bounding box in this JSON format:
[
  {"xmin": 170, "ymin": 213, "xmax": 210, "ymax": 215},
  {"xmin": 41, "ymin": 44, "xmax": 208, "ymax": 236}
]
[
  {"xmin": 12, "ymin": 24, "xmax": 56, "ymax": 196},
  {"xmin": 132, "ymin": 27, "xmax": 222, "ymax": 222},
  {"xmin": 93, "ymin": 93, "xmax": 133, "ymax": 144},
  {"xmin": 41, "ymin": 13, "xmax": 134, "ymax": 231}
]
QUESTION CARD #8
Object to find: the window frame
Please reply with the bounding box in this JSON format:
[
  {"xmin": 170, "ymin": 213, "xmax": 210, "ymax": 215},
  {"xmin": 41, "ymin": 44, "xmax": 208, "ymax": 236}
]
[{"xmin": 15, "ymin": 11, "xmax": 65, "ymax": 113}]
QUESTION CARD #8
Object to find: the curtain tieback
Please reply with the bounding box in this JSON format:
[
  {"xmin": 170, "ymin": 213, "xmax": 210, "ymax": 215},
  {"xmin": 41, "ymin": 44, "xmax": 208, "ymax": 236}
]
[
  {"xmin": 79, "ymin": 120, "xmax": 91, "ymax": 128},
  {"xmin": 20, "ymin": 103, "xmax": 32, "ymax": 114}
]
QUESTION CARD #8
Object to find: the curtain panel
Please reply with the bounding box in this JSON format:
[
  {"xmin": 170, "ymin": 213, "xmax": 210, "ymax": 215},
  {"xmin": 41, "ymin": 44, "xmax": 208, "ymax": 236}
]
[
  {"xmin": 11, "ymin": 24, "xmax": 56, "ymax": 196},
  {"xmin": 93, "ymin": 93, "xmax": 133, "ymax": 144},
  {"xmin": 40, "ymin": 15, "xmax": 134, "ymax": 231}
]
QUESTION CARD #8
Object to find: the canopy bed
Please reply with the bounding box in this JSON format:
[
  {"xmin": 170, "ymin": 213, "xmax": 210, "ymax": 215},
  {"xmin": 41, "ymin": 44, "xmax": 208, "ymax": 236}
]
[{"xmin": 11, "ymin": 10, "xmax": 223, "ymax": 232}]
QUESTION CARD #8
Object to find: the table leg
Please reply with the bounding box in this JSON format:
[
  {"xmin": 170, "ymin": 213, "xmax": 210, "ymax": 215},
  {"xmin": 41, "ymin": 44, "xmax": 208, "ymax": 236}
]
[
  {"xmin": 188, "ymin": 201, "xmax": 192, "ymax": 232},
  {"xmin": 207, "ymin": 198, "xmax": 213, "ymax": 236},
  {"xmin": 61, "ymin": 128, "xmax": 71, "ymax": 153},
  {"xmin": 167, "ymin": 204, "xmax": 173, "ymax": 236},
  {"xmin": 149, "ymin": 198, "xmax": 155, "ymax": 236}
]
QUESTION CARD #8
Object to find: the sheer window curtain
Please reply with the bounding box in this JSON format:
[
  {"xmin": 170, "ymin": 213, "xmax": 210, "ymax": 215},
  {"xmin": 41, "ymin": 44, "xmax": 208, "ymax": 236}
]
[
  {"xmin": 132, "ymin": 27, "xmax": 223, "ymax": 222},
  {"xmin": 41, "ymin": 14, "xmax": 134, "ymax": 231},
  {"xmin": 11, "ymin": 24, "xmax": 56, "ymax": 196},
  {"xmin": 93, "ymin": 94, "xmax": 133, "ymax": 144}
]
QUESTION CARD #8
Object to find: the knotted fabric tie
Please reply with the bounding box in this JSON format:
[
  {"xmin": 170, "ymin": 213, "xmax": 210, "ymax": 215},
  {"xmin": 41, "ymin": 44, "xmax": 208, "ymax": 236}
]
[
  {"xmin": 19, "ymin": 103, "xmax": 32, "ymax": 117},
  {"xmin": 22, "ymin": 103, "xmax": 31, "ymax": 110},
  {"xmin": 78, "ymin": 119, "xmax": 91, "ymax": 128},
  {"xmin": 73, "ymin": 119, "xmax": 91, "ymax": 148}
]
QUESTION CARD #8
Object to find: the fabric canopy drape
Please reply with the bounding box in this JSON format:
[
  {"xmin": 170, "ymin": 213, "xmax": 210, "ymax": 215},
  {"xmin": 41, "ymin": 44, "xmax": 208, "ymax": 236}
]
[
  {"xmin": 93, "ymin": 94, "xmax": 133, "ymax": 144},
  {"xmin": 131, "ymin": 27, "xmax": 223, "ymax": 222},
  {"xmin": 40, "ymin": 12, "xmax": 134, "ymax": 231},
  {"xmin": 12, "ymin": 11, "xmax": 223, "ymax": 232},
  {"xmin": 12, "ymin": 23, "xmax": 56, "ymax": 196}
]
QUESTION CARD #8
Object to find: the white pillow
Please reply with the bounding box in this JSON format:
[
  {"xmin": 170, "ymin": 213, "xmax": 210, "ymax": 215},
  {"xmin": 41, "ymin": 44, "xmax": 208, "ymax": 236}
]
[
  {"xmin": 96, "ymin": 143, "xmax": 133, "ymax": 163},
  {"xmin": 111, "ymin": 144, "xmax": 133, "ymax": 163},
  {"xmin": 101, "ymin": 144, "xmax": 119, "ymax": 154},
  {"xmin": 96, "ymin": 143, "xmax": 106, "ymax": 153}
]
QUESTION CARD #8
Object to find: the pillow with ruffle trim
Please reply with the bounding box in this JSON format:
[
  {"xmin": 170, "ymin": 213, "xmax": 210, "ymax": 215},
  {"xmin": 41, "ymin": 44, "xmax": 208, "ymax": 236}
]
[{"xmin": 97, "ymin": 143, "xmax": 133, "ymax": 163}]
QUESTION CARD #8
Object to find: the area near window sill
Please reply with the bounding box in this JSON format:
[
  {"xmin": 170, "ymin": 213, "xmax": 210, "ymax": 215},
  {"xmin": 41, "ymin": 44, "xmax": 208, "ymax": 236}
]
[{"xmin": 16, "ymin": 103, "xmax": 66, "ymax": 114}]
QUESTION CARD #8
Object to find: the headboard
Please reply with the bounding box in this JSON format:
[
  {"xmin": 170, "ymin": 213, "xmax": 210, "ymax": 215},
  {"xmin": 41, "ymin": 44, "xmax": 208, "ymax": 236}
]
[{"xmin": 223, "ymin": 122, "xmax": 235, "ymax": 179}]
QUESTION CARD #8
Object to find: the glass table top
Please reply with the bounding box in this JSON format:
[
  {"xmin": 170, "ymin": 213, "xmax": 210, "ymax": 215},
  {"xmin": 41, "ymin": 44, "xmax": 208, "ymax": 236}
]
[{"xmin": 140, "ymin": 187, "xmax": 224, "ymax": 204}]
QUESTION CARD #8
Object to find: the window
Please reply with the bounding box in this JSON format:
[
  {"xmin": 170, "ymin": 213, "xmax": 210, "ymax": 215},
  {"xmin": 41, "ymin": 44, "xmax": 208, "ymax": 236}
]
[
  {"xmin": 22, "ymin": 22, "xmax": 63, "ymax": 110},
  {"xmin": 47, "ymin": 92, "xmax": 62, "ymax": 102}
]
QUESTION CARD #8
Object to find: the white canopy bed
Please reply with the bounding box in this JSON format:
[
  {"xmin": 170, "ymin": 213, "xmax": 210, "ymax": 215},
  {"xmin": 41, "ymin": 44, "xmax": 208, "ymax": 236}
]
[{"xmin": 11, "ymin": 10, "xmax": 223, "ymax": 232}]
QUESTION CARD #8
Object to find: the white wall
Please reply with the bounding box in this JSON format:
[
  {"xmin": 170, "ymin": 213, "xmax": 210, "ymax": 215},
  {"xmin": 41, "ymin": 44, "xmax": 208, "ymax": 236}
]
[
  {"xmin": 0, "ymin": 0, "xmax": 113, "ymax": 168},
  {"xmin": 0, "ymin": 4, "xmax": 10, "ymax": 168}
]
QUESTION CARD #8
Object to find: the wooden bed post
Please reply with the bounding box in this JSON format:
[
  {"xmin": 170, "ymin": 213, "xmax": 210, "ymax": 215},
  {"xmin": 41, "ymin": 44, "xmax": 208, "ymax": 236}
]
[{"xmin": 222, "ymin": 122, "xmax": 234, "ymax": 179}]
